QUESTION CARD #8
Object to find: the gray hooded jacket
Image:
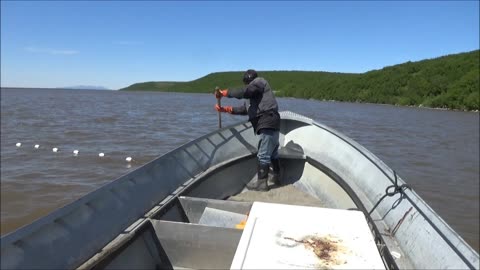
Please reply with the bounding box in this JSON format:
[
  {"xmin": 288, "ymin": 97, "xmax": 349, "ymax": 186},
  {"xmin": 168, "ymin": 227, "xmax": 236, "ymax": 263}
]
[{"xmin": 227, "ymin": 77, "xmax": 280, "ymax": 134}]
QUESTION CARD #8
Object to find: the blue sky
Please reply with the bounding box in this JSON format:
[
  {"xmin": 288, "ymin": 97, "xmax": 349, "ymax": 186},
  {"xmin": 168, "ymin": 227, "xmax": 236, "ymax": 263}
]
[{"xmin": 1, "ymin": 1, "xmax": 479, "ymax": 90}]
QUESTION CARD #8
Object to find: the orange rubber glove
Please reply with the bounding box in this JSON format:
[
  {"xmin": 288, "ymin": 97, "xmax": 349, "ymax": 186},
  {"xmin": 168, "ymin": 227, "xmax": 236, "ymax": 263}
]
[
  {"xmin": 215, "ymin": 89, "xmax": 228, "ymax": 99},
  {"xmin": 215, "ymin": 104, "xmax": 233, "ymax": 113}
]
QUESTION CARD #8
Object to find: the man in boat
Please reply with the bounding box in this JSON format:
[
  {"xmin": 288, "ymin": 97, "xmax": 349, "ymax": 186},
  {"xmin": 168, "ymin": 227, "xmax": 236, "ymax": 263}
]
[{"xmin": 215, "ymin": 69, "xmax": 281, "ymax": 192}]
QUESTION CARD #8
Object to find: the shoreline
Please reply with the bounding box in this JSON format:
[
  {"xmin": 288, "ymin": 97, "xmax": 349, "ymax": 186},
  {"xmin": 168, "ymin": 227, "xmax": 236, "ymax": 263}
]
[
  {"xmin": 2, "ymin": 87, "xmax": 478, "ymax": 113},
  {"xmin": 305, "ymin": 97, "xmax": 480, "ymax": 113}
]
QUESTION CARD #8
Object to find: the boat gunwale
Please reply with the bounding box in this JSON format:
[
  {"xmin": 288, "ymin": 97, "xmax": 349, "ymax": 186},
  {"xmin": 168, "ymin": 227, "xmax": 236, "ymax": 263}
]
[
  {"xmin": 297, "ymin": 112, "xmax": 479, "ymax": 268},
  {"xmin": 0, "ymin": 120, "xmax": 254, "ymax": 245}
]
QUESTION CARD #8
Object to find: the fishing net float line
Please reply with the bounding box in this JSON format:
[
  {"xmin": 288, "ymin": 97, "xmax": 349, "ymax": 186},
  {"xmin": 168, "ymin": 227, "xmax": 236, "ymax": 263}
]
[{"xmin": 14, "ymin": 142, "xmax": 133, "ymax": 162}]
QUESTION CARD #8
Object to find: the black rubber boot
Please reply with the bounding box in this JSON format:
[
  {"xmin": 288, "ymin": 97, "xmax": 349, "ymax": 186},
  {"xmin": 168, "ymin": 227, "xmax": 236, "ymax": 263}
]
[
  {"xmin": 246, "ymin": 163, "xmax": 269, "ymax": 192},
  {"xmin": 271, "ymin": 158, "xmax": 281, "ymax": 186}
]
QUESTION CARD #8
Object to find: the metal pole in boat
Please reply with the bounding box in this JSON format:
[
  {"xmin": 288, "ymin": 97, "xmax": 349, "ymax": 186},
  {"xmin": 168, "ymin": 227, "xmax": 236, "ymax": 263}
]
[{"xmin": 215, "ymin": 86, "xmax": 222, "ymax": 128}]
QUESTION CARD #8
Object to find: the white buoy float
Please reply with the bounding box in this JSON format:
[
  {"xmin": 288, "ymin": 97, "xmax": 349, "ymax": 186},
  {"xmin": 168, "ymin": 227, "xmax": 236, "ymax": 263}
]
[
  {"xmin": 52, "ymin": 147, "xmax": 58, "ymax": 152},
  {"xmin": 125, "ymin": 157, "xmax": 132, "ymax": 162},
  {"xmin": 391, "ymin": 251, "xmax": 402, "ymax": 259},
  {"xmin": 73, "ymin": 150, "xmax": 79, "ymax": 156},
  {"xmin": 34, "ymin": 144, "xmax": 40, "ymax": 149},
  {"xmin": 16, "ymin": 142, "xmax": 22, "ymax": 147},
  {"xmin": 98, "ymin": 153, "xmax": 105, "ymax": 157}
]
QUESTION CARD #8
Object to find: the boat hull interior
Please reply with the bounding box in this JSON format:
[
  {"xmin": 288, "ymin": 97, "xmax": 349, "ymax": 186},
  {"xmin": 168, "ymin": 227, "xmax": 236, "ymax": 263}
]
[{"xmin": 1, "ymin": 112, "xmax": 478, "ymax": 270}]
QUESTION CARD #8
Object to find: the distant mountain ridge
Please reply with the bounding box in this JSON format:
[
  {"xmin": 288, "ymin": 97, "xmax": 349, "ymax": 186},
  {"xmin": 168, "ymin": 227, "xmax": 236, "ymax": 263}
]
[{"xmin": 61, "ymin": 85, "xmax": 111, "ymax": 90}]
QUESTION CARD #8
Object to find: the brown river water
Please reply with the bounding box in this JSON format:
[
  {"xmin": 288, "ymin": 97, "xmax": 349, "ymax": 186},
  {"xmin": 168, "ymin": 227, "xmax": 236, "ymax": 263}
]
[{"xmin": 1, "ymin": 88, "xmax": 478, "ymax": 252}]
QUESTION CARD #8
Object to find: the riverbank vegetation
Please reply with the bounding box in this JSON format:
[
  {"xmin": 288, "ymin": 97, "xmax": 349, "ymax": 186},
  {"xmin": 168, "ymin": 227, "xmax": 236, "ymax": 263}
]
[{"xmin": 120, "ymin": 50, "xmax": 479, "ymax": 111}]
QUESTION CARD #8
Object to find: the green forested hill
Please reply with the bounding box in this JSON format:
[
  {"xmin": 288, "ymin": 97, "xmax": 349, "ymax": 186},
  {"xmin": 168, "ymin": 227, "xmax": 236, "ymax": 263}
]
[{"xmin": 120, "ymin": 50, "xmax": 479, "ymax": 110}]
